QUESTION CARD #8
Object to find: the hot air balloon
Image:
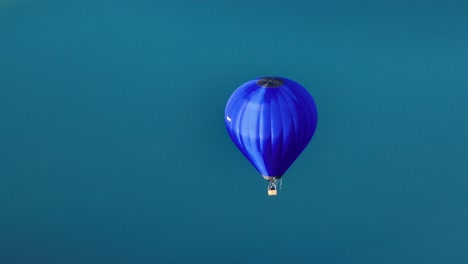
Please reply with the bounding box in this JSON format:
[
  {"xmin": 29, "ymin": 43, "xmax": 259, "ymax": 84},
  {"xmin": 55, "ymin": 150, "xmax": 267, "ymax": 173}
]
[{"xmin": 225, "ymin": 77, "xmax": 318, "ymax": 196}]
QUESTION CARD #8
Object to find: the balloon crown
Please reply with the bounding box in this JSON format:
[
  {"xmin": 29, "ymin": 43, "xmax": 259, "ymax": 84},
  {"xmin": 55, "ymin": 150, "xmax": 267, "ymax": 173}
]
[{"xmin": 256, "ymin": 77, "xmax": 284, "ymax": 88}]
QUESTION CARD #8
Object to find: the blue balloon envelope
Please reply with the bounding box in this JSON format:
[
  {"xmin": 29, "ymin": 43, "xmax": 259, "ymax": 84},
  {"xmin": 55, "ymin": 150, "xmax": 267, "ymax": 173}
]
[{"xmin": 225, "ymin": 77, "xmax": 318, "ymax": 195}]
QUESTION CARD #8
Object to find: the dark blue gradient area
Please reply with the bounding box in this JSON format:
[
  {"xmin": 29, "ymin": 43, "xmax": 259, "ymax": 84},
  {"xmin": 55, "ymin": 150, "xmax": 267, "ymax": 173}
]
[{"xmin": 225, "ymin": 77, "xmax": 318, "ymax": 178}]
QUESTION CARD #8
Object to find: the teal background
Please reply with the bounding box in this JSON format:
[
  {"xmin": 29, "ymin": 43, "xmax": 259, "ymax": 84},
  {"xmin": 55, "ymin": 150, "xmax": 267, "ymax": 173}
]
[{"xmin": 1, "ymin": 0, "xmax": 467, "ymax": 263}]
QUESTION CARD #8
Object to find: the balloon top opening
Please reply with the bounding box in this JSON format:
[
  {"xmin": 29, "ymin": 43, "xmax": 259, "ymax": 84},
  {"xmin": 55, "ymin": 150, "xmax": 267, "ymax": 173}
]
[{"xmin": 257, "ymin": 77, "xmax": 284, "ymax": 88}]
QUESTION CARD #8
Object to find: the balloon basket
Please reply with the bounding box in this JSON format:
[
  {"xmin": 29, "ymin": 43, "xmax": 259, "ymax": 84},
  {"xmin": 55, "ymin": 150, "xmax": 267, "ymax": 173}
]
[{"xmin": 268, "ymin": 189, "xmax": 277, "ymax": 196}]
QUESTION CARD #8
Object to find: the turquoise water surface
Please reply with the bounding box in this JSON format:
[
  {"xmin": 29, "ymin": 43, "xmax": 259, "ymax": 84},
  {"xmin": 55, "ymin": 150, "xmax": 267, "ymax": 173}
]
[{"xmin": 1, "ymin": 0, "xmax": 468, "ymax": 263}]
